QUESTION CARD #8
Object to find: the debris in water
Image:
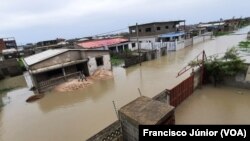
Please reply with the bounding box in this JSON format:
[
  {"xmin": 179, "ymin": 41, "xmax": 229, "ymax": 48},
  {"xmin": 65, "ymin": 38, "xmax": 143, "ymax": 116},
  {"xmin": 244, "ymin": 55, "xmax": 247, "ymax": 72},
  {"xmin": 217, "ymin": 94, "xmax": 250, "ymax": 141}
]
[
  {"xmin": 26, "ymin": 94, "xmax": 44, "ymax": 103},
  {"xmin": 54, "ymin": 69, "xmax": 113, "ymax": 92},
  {"xmin": 54, "ymin": 78, "xmax": 94, "ymax": 92},
  {"xmin": 91, "ymin": 69, "xmax": 113, "ymax": 80}
]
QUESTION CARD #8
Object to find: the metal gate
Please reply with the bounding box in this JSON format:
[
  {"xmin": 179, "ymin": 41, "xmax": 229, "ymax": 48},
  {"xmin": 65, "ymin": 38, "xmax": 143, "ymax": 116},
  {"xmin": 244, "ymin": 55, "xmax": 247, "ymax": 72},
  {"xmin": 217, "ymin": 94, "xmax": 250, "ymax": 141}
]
[{"xmin": 168, "ymin": 75, "xmax": 194, "ymax": 107}]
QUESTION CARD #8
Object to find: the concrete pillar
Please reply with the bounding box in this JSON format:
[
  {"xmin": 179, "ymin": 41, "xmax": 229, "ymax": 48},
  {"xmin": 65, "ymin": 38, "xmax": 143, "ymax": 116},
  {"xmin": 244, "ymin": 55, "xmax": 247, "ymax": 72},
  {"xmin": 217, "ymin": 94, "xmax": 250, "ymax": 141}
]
[
  {"xmin": 62, "ymin": 67, "xmax": 66, "ymax": 81},
  {"xmin": 116, "ymin": 46, "xmax": 118, "ymax": 53},
  {"xmin": 119, "ymin": 96, "xmax": 175, "ymax": 141}
]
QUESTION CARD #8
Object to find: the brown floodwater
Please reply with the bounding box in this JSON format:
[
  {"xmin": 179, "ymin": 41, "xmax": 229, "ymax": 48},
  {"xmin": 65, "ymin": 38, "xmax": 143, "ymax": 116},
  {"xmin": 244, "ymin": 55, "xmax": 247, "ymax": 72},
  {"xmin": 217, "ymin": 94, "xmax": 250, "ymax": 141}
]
[
  {"xmin": 175, "ymin": 85, "xmax": 250, "ymax": 124},
  {"xmin": 0, "ymin": 26, "xmax": 250, "ymax": 141}
]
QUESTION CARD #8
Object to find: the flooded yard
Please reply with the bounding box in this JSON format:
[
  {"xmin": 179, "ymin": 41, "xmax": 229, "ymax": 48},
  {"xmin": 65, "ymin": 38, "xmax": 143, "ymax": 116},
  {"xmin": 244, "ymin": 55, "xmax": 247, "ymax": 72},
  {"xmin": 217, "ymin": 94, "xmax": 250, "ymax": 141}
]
[
  {"xmin": 176, "ymin": 85, "xmax": 250, "ymax": 124},
  {"xmin": 0, "ymin": 26, "xmax": 249, "ymax": 141}
]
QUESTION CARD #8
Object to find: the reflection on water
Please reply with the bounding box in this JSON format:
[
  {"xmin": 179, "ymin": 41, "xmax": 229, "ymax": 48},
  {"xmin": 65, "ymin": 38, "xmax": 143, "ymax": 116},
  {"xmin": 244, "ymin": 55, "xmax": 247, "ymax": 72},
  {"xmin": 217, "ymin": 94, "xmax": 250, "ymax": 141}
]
[{"xmin": 0, "ymin": 26, "xmax": 250, "ymax": 141}]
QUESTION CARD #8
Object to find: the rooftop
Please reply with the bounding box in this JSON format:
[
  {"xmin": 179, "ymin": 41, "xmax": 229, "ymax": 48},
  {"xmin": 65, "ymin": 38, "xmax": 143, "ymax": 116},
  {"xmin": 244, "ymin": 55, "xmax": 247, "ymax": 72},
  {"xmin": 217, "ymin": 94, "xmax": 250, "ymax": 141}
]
[
  {"xmin": 129, "ymin": 20, "xmax": 185, "ymax": 28},
  {"xmin": 77, "ymin": 37, "xmax": 128, "ymax": 49},
  {"xmin": 119, "ymin": 96, "xmax": 174, "ymax": 125},
  {"xmin": 24, "ymin": 49, "xmax": 68, "ymax": 66}
]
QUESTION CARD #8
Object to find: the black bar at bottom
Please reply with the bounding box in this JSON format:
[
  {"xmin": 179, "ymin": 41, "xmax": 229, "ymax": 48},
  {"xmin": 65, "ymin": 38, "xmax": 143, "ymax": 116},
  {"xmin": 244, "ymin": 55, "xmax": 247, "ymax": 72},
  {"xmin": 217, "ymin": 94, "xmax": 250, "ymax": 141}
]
[{"xmin": 139, "ymin": 125, "xmax": 250, "ymax": 141}]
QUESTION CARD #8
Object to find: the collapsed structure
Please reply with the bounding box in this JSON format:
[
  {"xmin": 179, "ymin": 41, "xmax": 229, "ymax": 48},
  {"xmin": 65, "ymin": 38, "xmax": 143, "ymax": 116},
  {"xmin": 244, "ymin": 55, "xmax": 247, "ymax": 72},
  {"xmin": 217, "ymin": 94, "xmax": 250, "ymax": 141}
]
[{"xmin": 23, "ymin": 49, "xmax": 111, "ymax": 93}]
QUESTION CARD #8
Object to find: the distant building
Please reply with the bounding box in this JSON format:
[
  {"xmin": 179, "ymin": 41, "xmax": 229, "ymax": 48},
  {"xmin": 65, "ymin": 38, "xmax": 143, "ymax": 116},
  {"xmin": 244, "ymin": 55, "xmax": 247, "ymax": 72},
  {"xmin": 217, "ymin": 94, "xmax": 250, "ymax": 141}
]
[
  {"xmin": 129, "ymin": 20, "xmax": 185, "ymax": 43},
  {"xmin": 0, "ymin": 37, "xmax": 17, "ymax": 53},
  {"xmin": 34, "ymin": 38, "xmax": 68, "ymax": 53},
  {"xmin": 36, "ymin": 38, "xmax": 65, "ymax": 47},
  {"xmin": 75, "ymin": 37, "xmax": 138, "ymax": 53},
  {"xmin": 197, "ymin": 21, "xmax": 225, "ymax": 32},
  {"xmin": 23, "ymin": 49, "xmax": 111, "ymax": 93},
  {"xmin": 224, "ymin": 18, "xmax": 242, "ymax": 31}
]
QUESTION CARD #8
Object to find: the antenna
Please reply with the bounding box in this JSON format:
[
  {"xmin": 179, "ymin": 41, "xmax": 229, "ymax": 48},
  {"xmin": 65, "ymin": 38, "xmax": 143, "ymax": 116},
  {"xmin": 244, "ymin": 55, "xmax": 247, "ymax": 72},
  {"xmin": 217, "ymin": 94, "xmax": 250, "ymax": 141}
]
[{"xmin": 112, "ymin": 100, "xmax": 118, "ymax": 119}]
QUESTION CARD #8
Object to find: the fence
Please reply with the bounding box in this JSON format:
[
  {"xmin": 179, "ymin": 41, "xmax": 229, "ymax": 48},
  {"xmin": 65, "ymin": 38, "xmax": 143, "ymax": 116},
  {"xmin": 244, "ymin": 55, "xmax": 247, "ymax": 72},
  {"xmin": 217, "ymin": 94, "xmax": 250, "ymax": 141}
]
[
  {"xmin": 38, "ymin": 72, "xmax": 80, "ymax": 92},
  {"xmin": 139, "ymin": 41, "xmax": 183, "ymax": 51},
  {"xmin": 86, "ymin": 120, "xmax": 122, "ymax": 141},
  {"xmin": 168, "ymin": 75, "xmax": 194, "ymax": 107}
]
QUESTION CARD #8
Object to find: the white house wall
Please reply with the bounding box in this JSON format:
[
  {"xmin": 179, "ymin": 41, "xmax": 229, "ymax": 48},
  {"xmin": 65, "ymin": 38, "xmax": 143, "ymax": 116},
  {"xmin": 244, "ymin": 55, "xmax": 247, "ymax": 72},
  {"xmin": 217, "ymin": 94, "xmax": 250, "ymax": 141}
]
[
  {"xmin": 87, "ymin": 58, "xmax": 98, "ymax": 75},
  {"xmin": 102, "ymin": 55, "xmax": 112, "ymax": 70},
  {"xmin": 130, "ymin": 36, "xmax": 157, "ymax": 43},
  {"xmin": 87, "ymin": 54, "xmax": 111, "ymax": 75}
]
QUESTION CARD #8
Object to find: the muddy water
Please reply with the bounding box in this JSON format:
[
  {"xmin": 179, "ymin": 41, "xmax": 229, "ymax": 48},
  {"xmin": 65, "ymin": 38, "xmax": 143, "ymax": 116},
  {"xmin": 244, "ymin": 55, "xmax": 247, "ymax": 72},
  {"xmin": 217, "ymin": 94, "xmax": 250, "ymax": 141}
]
[
  {"xmin": 0, "ymin": 26, "xmax": 250, "ymax": 141},
  {"xmin": 175, "ymin": 85, "xmax": 250, "ymax": 124}
]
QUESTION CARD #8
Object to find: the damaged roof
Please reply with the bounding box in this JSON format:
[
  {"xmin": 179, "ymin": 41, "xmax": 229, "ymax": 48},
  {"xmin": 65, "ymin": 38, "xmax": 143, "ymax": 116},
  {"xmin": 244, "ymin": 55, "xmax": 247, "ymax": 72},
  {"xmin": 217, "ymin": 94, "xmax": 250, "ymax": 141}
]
[{"xmin": 24, "ymin": 49, "xmax": 68, "ymax": 66}]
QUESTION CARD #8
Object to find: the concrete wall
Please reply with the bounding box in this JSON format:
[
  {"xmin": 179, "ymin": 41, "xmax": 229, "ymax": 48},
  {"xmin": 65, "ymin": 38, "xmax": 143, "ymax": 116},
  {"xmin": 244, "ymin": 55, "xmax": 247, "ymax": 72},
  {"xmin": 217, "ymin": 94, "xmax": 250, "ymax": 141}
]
[
  {"xmin": 185, "ymin": 38, "xmax": 193, "ymax": 47},
  {"xmin": 175, "ymin": 41, "xmax": 185, "ymax": 51},
  {"xmin": 130, "ymin": 36, "xmax": 157, "ymax": 43},
  {"xmin": 222, "ymin": 73, "xmax": 250, "ymax": 89},
  {"xmin": 0, "ymin": 59, "xmax": 23, "ymax": 76},
  {"xmin": 31, "ymin": 51, "xmax": 81, "ymax": 70},
  {"xmin": 87, "ymin": 54, "xmax": 111, "ymax": 75},
  {"xmin": 193, "ymin": 32, "xmax": 212, "ymax": 45},
  {"xmin": 82, "ymin": 50, "xmax": 109, "ymax": 58},
  {"xmin": 87, "ymin": 58, "xmax": 97, "ymax": 75},
  {"xmin": 119, "ymin": 113, "xmax": 139, "ymax": 141},
  {"xmin": 86, "ymin": 120, "xmax": 122, "ymax": 141},
  {"xmin": 193, "ymin": 36, "xmax": 204, "ymax": 45},
  {"xmin": 193, "ymin": 69, "xmax": 201, "ymax": 89}
]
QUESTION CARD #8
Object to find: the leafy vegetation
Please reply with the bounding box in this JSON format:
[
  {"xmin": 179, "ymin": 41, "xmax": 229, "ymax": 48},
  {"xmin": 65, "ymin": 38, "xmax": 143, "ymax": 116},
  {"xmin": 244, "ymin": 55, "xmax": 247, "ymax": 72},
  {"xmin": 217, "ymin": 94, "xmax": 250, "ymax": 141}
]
[
  {"xmin": 238, "ymin": 40, "xmax": 250, "ymax": 49},
  {"xmin": 204, "ymin": 47, "xmax": 247, "ymax": 86},
  {"xmin": 18, "ymin": 58, "xmax": 26, "ymax": 71},
  {"xmin": 214, "ymin": 31, "xmax": 230, "ymax": 36},
  {"xmin": 110, "ymin": 54, "xmax": 124, "ymax": 66}
]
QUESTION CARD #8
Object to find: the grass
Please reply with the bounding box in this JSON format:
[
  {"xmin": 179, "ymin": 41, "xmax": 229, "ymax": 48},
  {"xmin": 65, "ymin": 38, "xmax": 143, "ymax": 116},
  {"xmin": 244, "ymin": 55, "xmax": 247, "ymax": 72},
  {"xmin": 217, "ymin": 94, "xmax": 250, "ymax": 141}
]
[
  {"xmin": 111, "ymin": 58, "xmax": 124, "ymax": 66},
  {"xmin": 214, "ymin": 31, "xmax": 230, "ymax": 36}
]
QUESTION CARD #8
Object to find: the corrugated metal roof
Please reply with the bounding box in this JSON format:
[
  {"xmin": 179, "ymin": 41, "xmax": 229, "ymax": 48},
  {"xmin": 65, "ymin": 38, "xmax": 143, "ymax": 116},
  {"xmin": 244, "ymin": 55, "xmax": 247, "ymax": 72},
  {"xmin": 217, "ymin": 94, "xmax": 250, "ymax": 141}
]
[
  {"xmin": 77, "ymin": 38, "xmax": 128, "ymax": 49},
  {"xmin": 159, "ymin": 31, "xmax": 185, "ymax": 38},
  {"xmin": 24, "ymin": 49, "xmax": 68, "ymax": 66}
]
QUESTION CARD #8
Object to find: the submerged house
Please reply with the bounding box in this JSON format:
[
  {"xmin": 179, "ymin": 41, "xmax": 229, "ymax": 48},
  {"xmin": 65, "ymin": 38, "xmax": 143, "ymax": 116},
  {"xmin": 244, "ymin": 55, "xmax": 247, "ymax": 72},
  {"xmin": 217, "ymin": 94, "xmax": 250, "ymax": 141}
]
[{"xmin": 23, "ymin": 49, "xmax": 111, "ymax": 93}]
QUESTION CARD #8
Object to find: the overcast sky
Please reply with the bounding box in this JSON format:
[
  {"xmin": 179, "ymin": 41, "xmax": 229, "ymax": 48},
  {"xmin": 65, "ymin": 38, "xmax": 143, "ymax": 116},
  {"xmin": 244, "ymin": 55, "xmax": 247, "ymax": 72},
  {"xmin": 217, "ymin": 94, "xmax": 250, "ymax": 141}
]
[{"xmin": 1, "ymin": 0, "xmax": 249, "ymax": 44}]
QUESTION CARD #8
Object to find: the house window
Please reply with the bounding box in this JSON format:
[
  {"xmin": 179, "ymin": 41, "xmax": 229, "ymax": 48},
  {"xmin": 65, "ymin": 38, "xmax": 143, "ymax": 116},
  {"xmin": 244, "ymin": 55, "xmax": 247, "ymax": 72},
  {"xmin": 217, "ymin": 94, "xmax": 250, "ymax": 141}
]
[
  {"xmin": 165, "ymin": 26, "xmax": 169, "ymax": 29},
  {"xmin": 139, "ymin": 29, "xmax": 142, "ymax": 32},
  {"xmin": 96, "ymin": 57, "xmax": 104, "ymax": 66},
  {"xmin": 131, "ymin": 29, "xmax": 136, "ymax": 33},
  {"xmin": 132, "ymin": 43, "xmax": 136, "ymax": 48},
  {"xmin": 173, "ymin": 25, "xmax": 175, "ymax": 28},
  {"xmin": 157, "ymin": 27, "xmax": 161, "ymax": 30},
  {"xmin": 145, "ymin": 28, "xmax": 151, "ymax": 32}
]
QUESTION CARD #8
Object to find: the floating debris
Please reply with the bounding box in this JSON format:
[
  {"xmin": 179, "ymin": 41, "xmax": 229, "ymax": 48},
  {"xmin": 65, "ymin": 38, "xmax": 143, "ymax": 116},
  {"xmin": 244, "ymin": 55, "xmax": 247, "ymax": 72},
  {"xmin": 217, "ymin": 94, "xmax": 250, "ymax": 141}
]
[{"xmin": 26, "ymin": 94, "xmax": 44, "ymax": 103}]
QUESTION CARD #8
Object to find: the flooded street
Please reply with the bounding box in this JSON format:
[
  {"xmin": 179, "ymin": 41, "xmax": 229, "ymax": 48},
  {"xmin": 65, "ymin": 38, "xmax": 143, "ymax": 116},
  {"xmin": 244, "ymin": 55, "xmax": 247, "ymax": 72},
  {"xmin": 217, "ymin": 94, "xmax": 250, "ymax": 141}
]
[
  {"xmin": 1, "ymin": 26, "xmax": 250, "ymax": 141},
  {"xmin": 176, "ymin": 85, "xmax": 250, "ymax": 124}
]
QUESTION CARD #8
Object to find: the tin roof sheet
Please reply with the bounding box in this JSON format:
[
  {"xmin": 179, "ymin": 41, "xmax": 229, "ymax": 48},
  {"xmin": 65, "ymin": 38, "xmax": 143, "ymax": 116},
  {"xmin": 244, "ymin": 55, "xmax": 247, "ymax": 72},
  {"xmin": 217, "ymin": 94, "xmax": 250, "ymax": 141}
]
[{"xmin": 24, "ymin": 49, "xmax": 68, "ymax": 66}]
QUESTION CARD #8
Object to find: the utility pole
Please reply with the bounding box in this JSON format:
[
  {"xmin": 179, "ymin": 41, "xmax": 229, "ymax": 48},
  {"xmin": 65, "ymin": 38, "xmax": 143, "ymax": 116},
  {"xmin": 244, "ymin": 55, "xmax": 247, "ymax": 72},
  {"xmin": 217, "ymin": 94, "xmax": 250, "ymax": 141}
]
[{"xmin": 136, "ymin": 23, "xmax": 141, "ymax": 66}]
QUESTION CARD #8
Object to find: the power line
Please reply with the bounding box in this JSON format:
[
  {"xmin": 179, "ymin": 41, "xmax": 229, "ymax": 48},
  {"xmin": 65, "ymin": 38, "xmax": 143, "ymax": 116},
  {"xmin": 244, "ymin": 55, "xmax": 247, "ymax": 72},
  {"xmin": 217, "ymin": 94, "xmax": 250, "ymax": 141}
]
[{"xmin": 91, "ymin": 27, "xmax": 128, "ymax": 37}]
